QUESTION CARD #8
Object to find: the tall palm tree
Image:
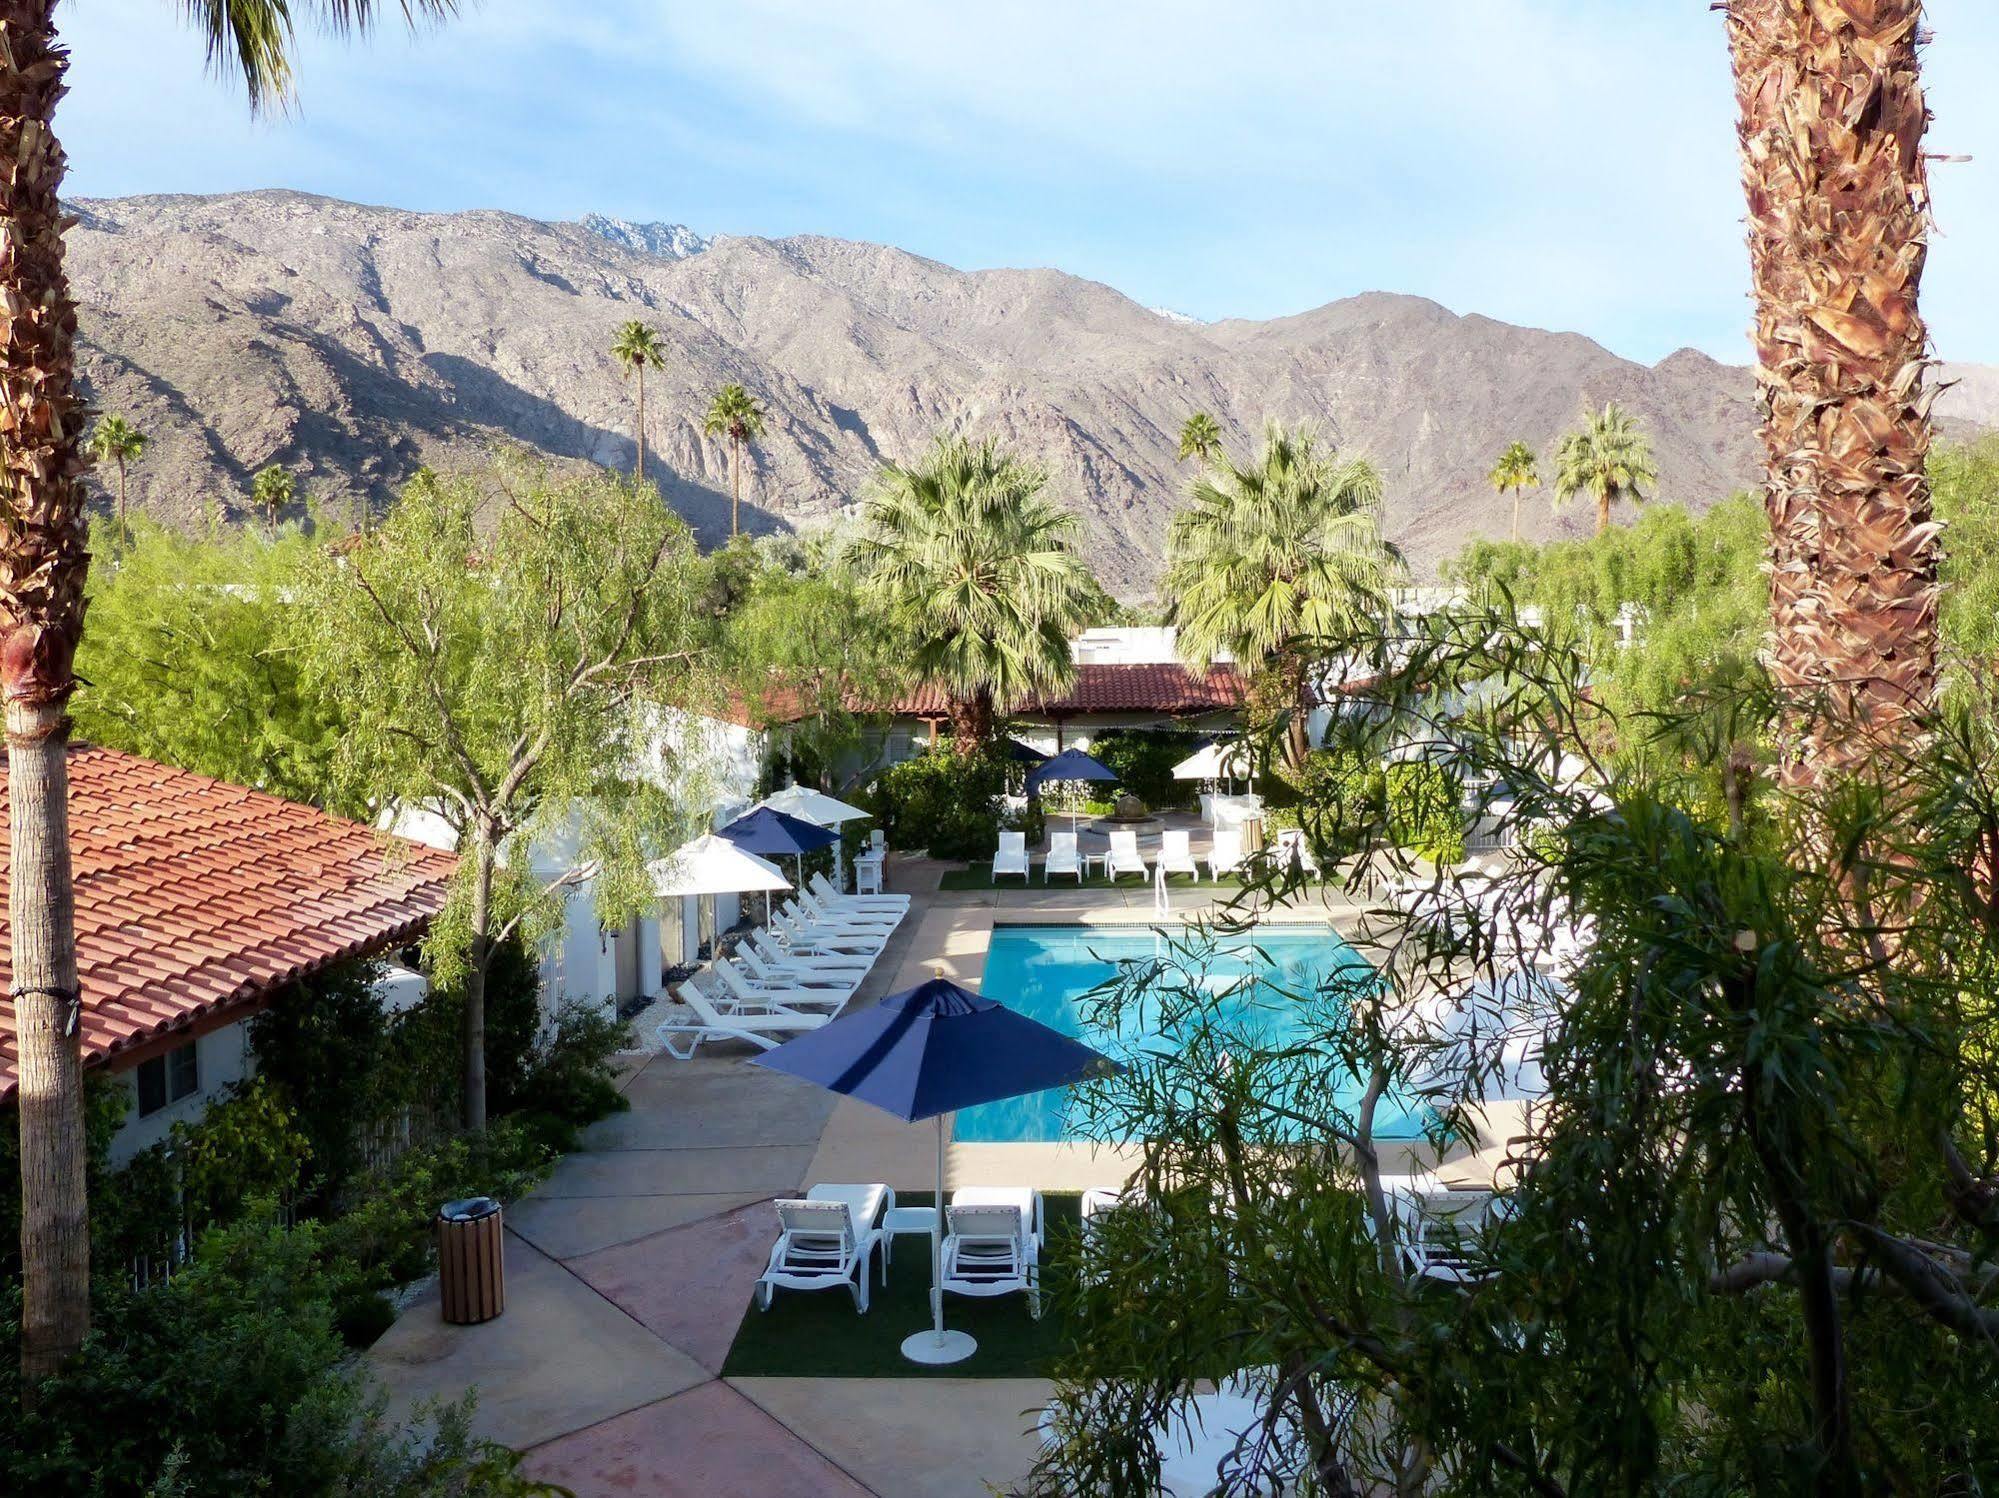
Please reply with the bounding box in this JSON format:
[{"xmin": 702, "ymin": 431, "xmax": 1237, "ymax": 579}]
[
  {"xmin": 251, "ymin": 464, "xmax": 295, "ymax": 531},
  {"xmin": 0, "ymin": 0, "xmax": 457, "ymax": 1387},
  {"xmin": 854, "ymin": 435, "xmax": 1098, "ymax": 747},
  {"xmin": 1164, "ymin": 421, "xmax": 1395, "ymax": 769},
  {"xmin": 1488, "ymin": 439, "xmax": 1539, "ymax": 543},
  {"xmin": 1726, "ymin": 0, "xmax": 1938, "ymax": 787},
  {"xmin": 1552, "ymin": 402, "xmax": 1658, "ymax": 538},
  {"xmin": 1177, "ymin": 411, "xmax": 1223, "ymax": 466},
  {"xmin": 703, "ymin": 383, "xmax": 766, "ymax": 537},
  {"xmin": 609, "ymin": 319, "xmax": 667, "ymax": 482},
  {"xmin": 86, "ymin": 415, "xmax": 147, "ymax": 544}
]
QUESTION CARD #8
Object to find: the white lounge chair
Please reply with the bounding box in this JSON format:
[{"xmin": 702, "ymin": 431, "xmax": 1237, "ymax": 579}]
[
  {"xmin": 1045, "ymin": 831, "xmax": 1082, "ymax": 884},
  {"xmin": 940, "ymin": 1188, "xmax": 1044, "ymax": 1317},
  {"xmin": 806, "ymin": 1182, "xmax": 895, "ymax": 1286},
  {"xmin": 1272, "ymin": 827, "xmax": 1321, "ymax": 877},
  {"xmin": 796, "ymin": 889, "xmax": 898, "ymax": 931},
  {"xmin": 809, "ymin": 872, "xmax": 908, "ymax": 912},
  {"xmin": 772, "ymin": 907, "xmax": 887, "ymax": 957},
  {"xmin": 750, "ymin": 928, "xmax": 870, "ymax": 973},
  {"xmin": 1157, "ymin": 828, "xmax": 1200, "ymax": 882},
  {"xmin": 993, "ymin": 829, "xmax": 1031, "ymax": 883},
  {"xmin": 736, "ymin": 942, "xmax": 862, "ymax": 992},
  {"xmin": 1384, "ymin": 1176, "xmax": 1503, "ymax": 1285},
  {"xmin": 714, "ymin": 958, "xmax": 850, "ymax": 1015},
  {"xmin": 756, "ymin": 1198, "xmax": 884, "ymax": 1313},
  {"xmin": 1208, "ymin": 828, "xmax": 1245, "ymax": 880},
  {"xmin": 1106, "ymin": 828, "xmax": 1148, "ymax": 883},
  {"xmin": 655, "ymin": 980, "xmax": 828, "ymax": 1060}
]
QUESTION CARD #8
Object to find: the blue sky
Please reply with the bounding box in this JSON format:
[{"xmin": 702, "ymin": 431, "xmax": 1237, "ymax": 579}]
[{"xmin": 57, "ymin": 0, "xmax": 1999, "ymax": 365}]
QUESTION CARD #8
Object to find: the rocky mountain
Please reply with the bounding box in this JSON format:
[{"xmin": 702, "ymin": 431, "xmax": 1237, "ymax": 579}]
[{"xmin": 65, "ymin": 190, "xmax": 1993, "ymax": 588}]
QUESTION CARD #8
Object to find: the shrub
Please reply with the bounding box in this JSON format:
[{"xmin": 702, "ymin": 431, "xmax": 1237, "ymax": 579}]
[
  {"xmin": 501, "ymin": 998, "xmax": 633, "ymax": 1154},
  {"xmin": 250, "ymin": 961, "xmax": 401, "ymax": 1200},
  {"xmin": 1290, "ymin": 748, "xmax": 1387, "ymax": 860},
  {"xmin": 1384, "ymin": 761, "xmax": 1466, "ymax": 864},
  {"xmin": 1086, "ymin": 730, "xmax": 1205, "ymax": 811},
  {"xmin": 869, "ymin": 747, "xmax": 1009, "ymax": 859}
]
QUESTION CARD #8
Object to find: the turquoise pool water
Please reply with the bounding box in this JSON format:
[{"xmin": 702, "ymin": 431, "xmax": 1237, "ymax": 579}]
[{"xmin": 953, "ymin": 923, "xmax": 1430, "ymax": 1144}]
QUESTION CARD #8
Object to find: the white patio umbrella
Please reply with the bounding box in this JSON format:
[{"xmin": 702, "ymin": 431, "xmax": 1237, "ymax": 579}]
[
  {"xmin": 647, "ymin": 834, "xmax": 792, "ymax": 945},
  {"xmin": 1172, "ymin": 739, "xmax": 1252, "ymax": 792},
  {"xmin": 758, "ymin": 783, "xmax": 871, "ymax": 890}
]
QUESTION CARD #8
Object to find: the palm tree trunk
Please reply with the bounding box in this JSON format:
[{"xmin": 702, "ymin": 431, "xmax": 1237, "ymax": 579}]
[
  {"xmin": 1510, "ymin": 486, "xmax": 1520, "ymax": 543},
  {"xmin": 1726, "ymin": 0, "xmax": 1939, "ymax": 785},
  {"xmin": 3, "ymin": 0, "xmax": 95, "ymax": 1387},
  {"xmin": 115, "ymin": 460, "xmax": 127, "ymax": 545},
  {"xmin": 730, "ymin": 435, "xmax": 741, "ymax": 537},
  {"xmin": 1595, "ymin": 490, "xmax": 1611, "ymax": 539},
  {"xmin": 634, "ymin": 365, "xmax": 647, "ymax": 483},
  {"xmin": 949, "ymin": 687, "xmax": 994, "ymax": 751}
]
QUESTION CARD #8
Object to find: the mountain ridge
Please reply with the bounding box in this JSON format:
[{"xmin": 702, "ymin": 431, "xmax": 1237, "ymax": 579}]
[{"xmin": 65, "ymin": 190, "xmax": 1993, "ymax": 587}]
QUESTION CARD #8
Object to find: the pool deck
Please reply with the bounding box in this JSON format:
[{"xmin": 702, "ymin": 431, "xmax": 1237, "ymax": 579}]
[{"xmin": 366, "ymin": 852, "xmax": 1519, "ymax": 1496}]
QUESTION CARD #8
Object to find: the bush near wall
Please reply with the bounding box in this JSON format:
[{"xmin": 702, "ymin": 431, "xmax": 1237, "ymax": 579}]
[
  {"xmin": 1384, "ymin": 761, "xmax": 1467, "ymax": 864},
  {"xmin": 1085, "ymin": 729, "xmax": 1207, "ymax": 812},
  {"xmin": 868, "ymin": 747, "xmax": 1010, "ymax": 859}
]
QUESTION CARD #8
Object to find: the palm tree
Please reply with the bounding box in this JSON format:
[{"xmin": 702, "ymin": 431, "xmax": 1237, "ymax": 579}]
[
  {"xmin": 0, "ymin": 0, "xmax": 457, "ymax": 1387},
  {"xmin": 1177, "ymin": 411, "xmax": 1223, "ymax": 466},
  {"xmin": 703, "ymin": 384, "xmax": 766, "ymax": 537},
  {"xmin": 86, "ymin": 416, "xmax": 147, "ymax": 544},
  {"xmin": 609, "ymin": 320, "xmax": 667, "ymax": 482},
  {"xmin": 1164, "ymin": 421, "xmax": 1395, "ymax": 769},
  {"xmin": 854, "ymin": 435, "xmax": 1099, "ymax": 747},
  {"xmin": 1726, "ymin": 0, "xmax": 1938, "ymax": 787},
  {"xmin": 251, "ymin": 465, "xmax": 295, "ymax": 531},
  {"xmin": 1488, "ymin": 439, "xmax": 1539, "ymax": 543},
  {"xmin": 1552, "ymin": 402, "xmax": 1658, "ymax": 539}
]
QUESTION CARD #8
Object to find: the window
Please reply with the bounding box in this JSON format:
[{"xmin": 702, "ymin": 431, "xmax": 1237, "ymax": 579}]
[{"xmin": 135, "ymin": 1041, "xmax": 199, "ymax": 1118}]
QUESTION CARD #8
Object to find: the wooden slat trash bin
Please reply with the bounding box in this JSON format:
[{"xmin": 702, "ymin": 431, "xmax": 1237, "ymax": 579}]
[{"xmin": 438, "ymin": 1196, "xmax": 505, "ymax": 1325}]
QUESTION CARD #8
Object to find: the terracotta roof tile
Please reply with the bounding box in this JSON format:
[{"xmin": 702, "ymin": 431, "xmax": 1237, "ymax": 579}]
[
  {"xmin": 887, "ymin": 663, "xmax": 1249, "ymax": 719},
  {"xmin": 0, "ymin": 745, "xmax": 457, "ymax": 1100}
]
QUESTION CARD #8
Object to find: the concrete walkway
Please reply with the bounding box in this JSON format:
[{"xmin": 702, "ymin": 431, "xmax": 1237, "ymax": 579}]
[{"xmin": 368, "ymin": 859, "xmax": 1058, "ymax": 1498}]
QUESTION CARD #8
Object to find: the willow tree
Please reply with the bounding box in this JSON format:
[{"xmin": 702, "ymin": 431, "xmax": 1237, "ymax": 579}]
[
  {"xmin": 610, "ymin": 319, "xmax": 667, "ymax": 482},
  {"xmin": 1, "ymin": 0, "xmax": 456, "ymax": 1388},
  {"xmin": 703, "ymin": 383, "xmax": 766, "ymax": 537},
  {"xmin": 854, "ymin": 435, "xmax": 1098, "ymax": 747},
  {"xmin": 1487, "ymin": 439, "xmax": 1539, "ymax": 543},
  {"xmin": 1724, "ymin": 0, "xmax": 1939, "ymax": 782},
  {"xmin": 1164, "ymin": 421, "xmax": 1394, "ymax": 768},
  {"xmin": 1552, "ymin": 402, "xmax": 1657, "ymax": 539},
  {"xmin": 287, "ymin": 460, "xmax": 709, "ymax": 1131}
]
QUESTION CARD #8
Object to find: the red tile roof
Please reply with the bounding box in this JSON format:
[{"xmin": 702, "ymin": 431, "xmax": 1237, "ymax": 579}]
[
  {"xmin": 0, "ymin": 746, "xmax": 457, "ymax": 1099},
  {"xmin": 887, "ymin": 663, "xmax": 1248, "ymax": 719}
]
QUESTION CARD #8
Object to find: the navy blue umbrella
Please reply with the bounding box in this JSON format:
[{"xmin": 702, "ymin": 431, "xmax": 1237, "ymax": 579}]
[
  {"xmin": 719, "ymin": 806, "xmax": 839, "ymax": 918},
  {"xmin": 1003, "ymin": 736, "xmax": 1048, "ymax": 764},
  {"xmin": 751, "ymin": 976, "xmax": 1119, "ymax": 1364},
  {"xmin": 1025, "ymin": 747, "xmax": 1119, "ymax": 834}
]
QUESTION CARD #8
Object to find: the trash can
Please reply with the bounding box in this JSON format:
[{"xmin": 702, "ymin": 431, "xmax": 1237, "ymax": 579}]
[{"xmin": 437, "ymin": 1196, "xmax": 505, "ymax": 1325}]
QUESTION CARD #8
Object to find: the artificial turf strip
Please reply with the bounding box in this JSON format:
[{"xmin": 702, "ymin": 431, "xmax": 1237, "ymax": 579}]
[{"xmin": 719, "ymin": 1193, "xmax": 1084, "ymax": 1379}]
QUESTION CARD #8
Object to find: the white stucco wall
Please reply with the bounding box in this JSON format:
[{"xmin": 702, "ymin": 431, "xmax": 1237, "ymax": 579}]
[{"xmin": 106, "ymin": 1020, "xmax": 254, "ymax": 1168}]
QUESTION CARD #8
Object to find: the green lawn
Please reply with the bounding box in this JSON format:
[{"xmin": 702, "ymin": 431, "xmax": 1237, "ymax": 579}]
[{"xmin": 720, "ymin": 1193, "xmax": 1083, "ymax": 1379}]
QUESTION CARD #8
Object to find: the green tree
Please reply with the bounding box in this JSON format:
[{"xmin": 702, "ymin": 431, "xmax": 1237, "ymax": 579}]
[
  {"xmin": 1164, "ymin": 421, "xmax": 1394, "ymax": 768},
  {"xmin": 1552, "ymin": 401, "xmax": 1658, "ymax": 538},
  {"xmin": 0, "ymin": 0, "xmax": 456, "ymax": 1387},
  {"xmin": 86, "ymin": 415, "xmax": 147, "ymax": 545},
  {"xmin": 72, "ymin": 519, "xmax": 351, "ymax": 811},
  {"xmin": 285, "ymin": 458, "xmax": 709, "ymax": 1131},
  {"xmin": 609, "ymin": 319, "xmax": 667, "ymax": 483},
  {"xmin": 854, "ymin": 434, "xmax": 1099, "ymax": 748},
  {"xmin": 251, "ymin": 465, "xmax": 296, "ymax": 531},
  {"xmin": 702, "ymin": 383, "xmax": 766, "ymax": 538},
  {"xmin": 1487, "ymin": 438, "xmax": 1538, "ymax": 543},
  {"xmin": 1176, "ymin": 411, "xmax": 1222, "ymax": 466}
]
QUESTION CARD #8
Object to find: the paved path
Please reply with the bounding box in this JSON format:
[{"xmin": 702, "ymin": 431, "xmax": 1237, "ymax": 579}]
[{"xmin": 367, "ymin": 861, "xmax": 1055, "ymax": 1498}]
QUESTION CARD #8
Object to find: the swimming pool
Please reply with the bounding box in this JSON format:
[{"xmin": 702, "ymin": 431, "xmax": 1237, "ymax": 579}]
[{"xmin": 954, "ymin": 923, "xmax": 1431, "ymax": 1144}]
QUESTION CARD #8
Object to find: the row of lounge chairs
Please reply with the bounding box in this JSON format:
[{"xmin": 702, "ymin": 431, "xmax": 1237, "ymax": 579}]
[
  {"xmin": 992, "ymin": 826, "xmax": 1321, "ymax": 885},
  {"xmin": 756, "ymin": 1183, "xmax": 1045, "ymax": 1317},
  {"xmin": 655, "ymin": 875, "xmax": 908, "ymax": 1060}
]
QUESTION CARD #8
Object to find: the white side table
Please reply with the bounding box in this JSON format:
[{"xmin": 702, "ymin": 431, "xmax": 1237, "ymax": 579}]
[{"xmin": 854, "ymin": 852, "xmax": 886, "ymax": 895}]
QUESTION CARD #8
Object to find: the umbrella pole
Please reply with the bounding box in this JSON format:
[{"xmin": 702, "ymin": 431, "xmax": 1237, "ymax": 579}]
[{"xmin": 901, "ymin": 1110, "xmax": 977, "ymax": 1365}]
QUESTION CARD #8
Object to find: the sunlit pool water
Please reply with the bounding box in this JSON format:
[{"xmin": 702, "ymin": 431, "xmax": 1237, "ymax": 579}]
[{"xmin": 953, "ymin": 923, "xmax": 1431, "ymax": 1143}]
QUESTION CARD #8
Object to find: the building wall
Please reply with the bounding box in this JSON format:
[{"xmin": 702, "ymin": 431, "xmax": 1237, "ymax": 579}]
[{"xmin": 106, "ymin": 1019, "xmax": 254, "ymax": 1168}]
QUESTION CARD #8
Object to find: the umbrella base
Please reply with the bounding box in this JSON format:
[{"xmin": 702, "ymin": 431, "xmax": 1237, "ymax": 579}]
[{"xmin": 900, "ymin": 1329, "xmax": 977, "ymax": 1365}]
